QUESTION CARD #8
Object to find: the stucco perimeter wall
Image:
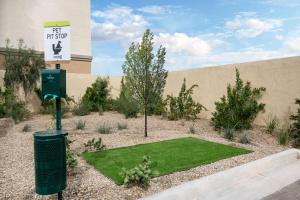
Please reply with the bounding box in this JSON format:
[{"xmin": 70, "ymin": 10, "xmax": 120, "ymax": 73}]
[
  {"xmin": 67, "ymin": 56, "xmax": 300, "ymax": 126},
  {"xmin": 0, "ymin": 56, "xmax": 298, "ymax": 125},
  {"xmin": 164, "ymin": 56, "xmax": 300, "ymax": 125},
  {"xmin": 66, "ymin": 73, "xmax": 122, "ymax": 101}
]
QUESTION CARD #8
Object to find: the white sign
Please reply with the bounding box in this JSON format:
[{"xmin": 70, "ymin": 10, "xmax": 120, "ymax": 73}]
[{"xmin": 44, "ymin": 21, "xmax": 70, "ymax": 61}]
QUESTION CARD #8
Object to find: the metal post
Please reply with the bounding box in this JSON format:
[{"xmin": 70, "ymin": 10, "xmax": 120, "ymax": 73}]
[
  {"xmin": 56, "ymin": 97, "xmax": 61, "ymax": 131},
  {"xmin": 55, "ymin": 64, "xmax": 62, "ymax": 131},
  {"xmin": 55, "ymin": 63, "xmax": 63, "ymax": 200}
]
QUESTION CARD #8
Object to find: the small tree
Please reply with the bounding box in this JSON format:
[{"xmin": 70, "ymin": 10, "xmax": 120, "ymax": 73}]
[
  {"xmin": 212, "ymin": 69, "xmax": 266, "ymax": 130},
  {"xmin": 122, "ymin": 29, "xmax": 168, "ymax": 137},
  {"xmin": 4, "ymin": 39, "xmax": 45, "ymax": 95},
  {"xmin": 291, "ymin": 99, "xmax": 300, "ymax": 147}
]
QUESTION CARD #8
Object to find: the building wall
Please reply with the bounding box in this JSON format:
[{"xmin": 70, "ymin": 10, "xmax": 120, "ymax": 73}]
[
  {"xmin": 0, "ymin": 0, "xmax": 92, "ymax": 73},
  {"xmin": 66, "ymin": 56, "xmax": 300, "ymax": 125}
]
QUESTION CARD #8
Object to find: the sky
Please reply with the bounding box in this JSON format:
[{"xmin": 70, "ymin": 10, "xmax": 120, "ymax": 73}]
[{"xmin": 90, "ymin": 0, "xmax": 300, "ymax": 75}]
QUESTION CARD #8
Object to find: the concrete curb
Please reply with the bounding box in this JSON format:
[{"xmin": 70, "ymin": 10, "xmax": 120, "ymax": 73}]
[{"xmin": 142, "ymin": 149, "xmax": 300, "ymax": 200}]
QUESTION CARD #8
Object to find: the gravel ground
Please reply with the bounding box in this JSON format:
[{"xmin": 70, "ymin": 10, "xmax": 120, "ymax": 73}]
[{"xmin": 0, "ymin": 112, "xmax": 288, "ymax": 200}]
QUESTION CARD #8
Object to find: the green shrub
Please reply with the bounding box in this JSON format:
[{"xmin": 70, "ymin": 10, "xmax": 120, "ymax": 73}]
[
  {"xmin": 40, "ymin": 100, "xmax": 54, "ymax": 114},
  {"xmin": 40, "ymin": 98, "xmax": 71, "ymax": 118},
  {"xmin": 84, "ymin": 138, "xmax": 105, "ymax": 152},
  {"xmin": 4, "ymin": 39, "xmax": 44, "ymax": 95},
  {"xmin": 120, "ymin": 156, "xmax": 154, "ymax": 189},
  {"xmin": 22, "ymin": 124, "xmax": 31, "ymax": 132},
  {"xmin": 212, "ymin": 69, "xmax": 266, "ymax": 130},
  {"xmin": 265, "ymin": 114, "xmax": 278, "ymax": 134},
  {"xmin": 291, "ymin": 99, "xmax": 300, "ymax": 147},
  {"xmin": 117, "ymin": 78, "xmax": 139, "ymax": 118},
  {"xmin": 239, "ymin": 132, "xmax": 251, "ymax": 144},
  {"xmin": 66, "ymin": 149, "xmax": 78, "ymax": 169},
  {"xmin": 117, "ymin": 122, "xmax": 128, "ymax": 130},
  {"xmin": 72, "ymin": 98, "xmax": 91, "ymax": 116},
  {"xmin": 82, "ymin": 77, "xmax": 111, "ymax": 111},
  {"xmin": 165, "ymin": 78, "xmax": 206, "ymax": 120},
  {"xmin": 277, "ymin": 128, "xmax": 290, "ymax": 146},
  {"xmin": 75, "ymin": 120, "xmax": 86, "ymax": 130},
  {"xmin": 0, "ymin": 88, "xmax": 30, "ymax": 122},
  {"xmin": 146, "ymin": 93, "xmax": 166, "ymax": 116},
  {"xmin": 106, "ymin": 98, "xmax": 119, "ymax": 111},
  {"xmin": 66, "ymin": 137, "xmax": 78, "ymax": 169},
  {"xmin": 223, "ymin": 128, "xmax": 235, "ymax": 141},
  {"xmin": 97, "ymin": 124, "xmax": 112, "ymax": 134}
]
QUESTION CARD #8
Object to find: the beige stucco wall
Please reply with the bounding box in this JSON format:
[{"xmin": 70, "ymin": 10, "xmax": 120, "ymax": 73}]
[
  {"xmin": 164, "ymin": 56, "xmax": 300, "ymax": 125},
  {"xmin": 0, "ymin": 56, "xmax": 298, "ymax": 125},
  {"xmin": 66, "ymin": 73, "xmax": 121, "ymax": 101},
  {"xmin": 0, "ymin": 0, "xmax": 92, "ymax": 73},
  {"xmin": 67, "ymin": 56, "xmax": 300, "ymax": 126}
]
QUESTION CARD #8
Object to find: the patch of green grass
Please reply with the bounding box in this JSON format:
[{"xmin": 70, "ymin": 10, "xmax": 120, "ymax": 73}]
[{"xmin": 82, "ymin": 137, "xmax": 251, "ymax": 184}]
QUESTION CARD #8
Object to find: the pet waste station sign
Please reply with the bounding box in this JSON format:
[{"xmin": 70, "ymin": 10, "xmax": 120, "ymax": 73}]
[{"xmin": 44, "ymin": 21, "xmax": 70, "ymax": 61}]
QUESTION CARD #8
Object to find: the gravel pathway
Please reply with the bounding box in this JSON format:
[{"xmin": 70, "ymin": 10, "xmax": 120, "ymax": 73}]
[{"xmin": 0, "ymin": 112, "xmax": 288, "ymax": 200}]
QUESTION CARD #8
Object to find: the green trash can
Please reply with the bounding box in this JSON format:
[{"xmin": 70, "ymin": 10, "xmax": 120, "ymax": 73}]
[{"xmin": 33, "ymin": 130, "xmax": 68, "ymax": 195}]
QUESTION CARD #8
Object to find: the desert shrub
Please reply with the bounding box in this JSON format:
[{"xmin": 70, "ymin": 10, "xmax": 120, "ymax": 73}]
[
  {"xmin": 72, "ymin": 98, "xmax": 91, "ymax": 116},
  {"xmin": 22, "ymin": 124, "xmax": 31, "ymax": 132},
  {"xmin": 165, "ymin": 78, "xmax": 206, "ymax": 121},
  {"xmin": 40, "ymin": 97, "xmax": 72, "ymax": 118},
  {"xmin": 82, "ymin": 77, "xmax": 111, "ymax": 112},
  {"xmin": 291, "ymin": 99, "xmax": 300, "ymax": 147},
  {"xmin": 212, "ymin": 69, "xmax": 266, "ymax": 130},
  {"xmin": 106, "ymin": 98, "xmax": 119, "ymax": 111},
  {"xmin": 65, "ymin": 137, "xmax": 78, "ymax": 169},
  {"xmin": 265, "ymin": 114, "xmax": 278, "ymax": 134},
  {"xmin": 0, "ymin": 88, "xmax": 30, "ymax": 122},
  {"xmin": 66, "ymin": 149, "xmax": 78, "ymax": 169},
  {"xmin": 120, "ymin": 156, "xmax": 154, "ymax": 189},
  {"xmin": 40, "ymin": 100, "xmax": 54, "ymax": 114},
  {"xmin": 239, "ymin": 131, "xmax": 251, "ymax": 144},
  {"xmin": 117, "ymin": 78, "xmax": 139, "ymax": 118},
  {"xmin": 188, "ymin": 124, "xmax": 196, "ymax": 134},
  {"xmin": 4, "ymin": 39, "xmax": 45, "ymax": 95},
  {"xmin": 144, "ymin": 93, "xmax": 166, "ymax": 116},
  {"xmin": 75, "ymin": 120, "xmax": 86, "ymax": 130},
  {"xmin": 276, "ymin": 128, "xmax": 290, "ymax": 146},
  {"xmin": 84, "ymin": 138, "xmax": 105, "ymax": 152},
  {"xmin": 97, "ymin": 124, "xmax": 112, "ymax": 134},
  {"xmin": 117, "ymin": 122, "xmax": 128, "ymax": 130},
  {"xmin": 223, "ymin": 128, "xmax": 235, "ymax": 141}
]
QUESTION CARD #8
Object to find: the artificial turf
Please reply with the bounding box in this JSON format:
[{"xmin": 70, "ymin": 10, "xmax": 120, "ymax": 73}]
[{"xmin": 82, "ymin": 137, "xmax": 251, "ymax": 184}]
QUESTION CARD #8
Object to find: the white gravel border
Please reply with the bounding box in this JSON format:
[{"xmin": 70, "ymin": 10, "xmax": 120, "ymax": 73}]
[{"xmin": 0, "ymin": 112, "xmax": 288, "ymax": 200}]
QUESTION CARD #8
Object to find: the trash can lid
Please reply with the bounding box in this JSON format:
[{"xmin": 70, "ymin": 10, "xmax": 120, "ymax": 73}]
[{"xmin": 33, "ymin": 130, "xmax": 68, "ymax": 139}]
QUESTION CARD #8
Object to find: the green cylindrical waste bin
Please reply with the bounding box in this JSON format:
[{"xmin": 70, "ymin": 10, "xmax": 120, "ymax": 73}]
[{"xmin": 33, "ymin": 130, "xmax": 68, "ymax": 195}]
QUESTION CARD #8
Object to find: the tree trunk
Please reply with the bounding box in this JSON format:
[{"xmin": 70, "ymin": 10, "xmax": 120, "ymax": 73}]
[{"xmin": 144, "ymin": 105, "xmax": 148, "ymax": 137}]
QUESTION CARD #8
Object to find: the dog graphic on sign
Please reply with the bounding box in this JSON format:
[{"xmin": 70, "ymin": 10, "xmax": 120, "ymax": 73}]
[{"xmin": 52, "ymin": 41, "xmax": 62, "ymax": 55}]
